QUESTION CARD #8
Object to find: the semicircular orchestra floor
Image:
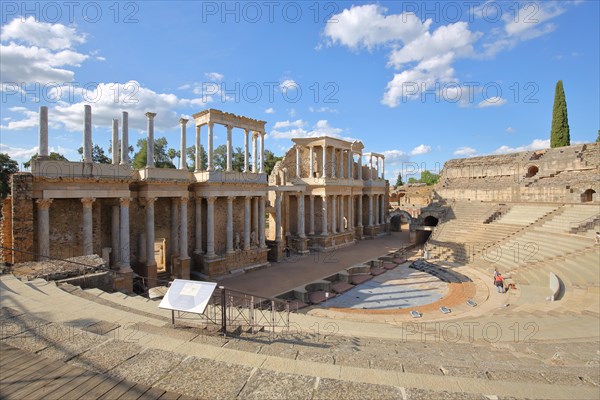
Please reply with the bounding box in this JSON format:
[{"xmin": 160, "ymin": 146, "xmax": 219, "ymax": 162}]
[{"xmin": 319, "ymin": 265, "xmax": 448, "ymax": 310}]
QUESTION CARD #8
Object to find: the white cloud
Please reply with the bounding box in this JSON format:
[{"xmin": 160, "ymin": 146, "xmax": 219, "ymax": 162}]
[
  {"xmin": 454, "ymin": 147, "xmax": 478, "ymax": 156},
  {"xmin": 492, "ymin": 139, "xmax": 550, "ymax": 155},
  {"xmin": 323, "ymin": 4, "xmax": 430, "ymax": 50},
  {"xmin": 410, "ymin": 144, "xmax": 432, "ymax": 156},
  {"xmin": 0, "ymin": 144, "xmax": 73, "ymax": 163},
  {"xmin": 204, "ymin": 72, "xmax": 224, "ymax": 81},
  {"xmin": 482, "ymin": 2, "xmax": 568, "ymax": 57},
  {"xmin": 382, "ymin": 149, "xmax": 409, "ymax": 164},
  {"xmin": 477, "ymin": 96, "xmax": 507, "ymax": 108},
  {"xmin": 264, "ymin": 107, "xmax": 275, "ymax": 114},
  {"xmin": 2, "ymin": 80, "xmax": 213, "ymax": 133},
  {"xmin": 270, "ymin": 119, "xmax": 349, "ymax": 140},
  {"xmin": 1, "ymin": 16, "xmax": 86, "ymax": 50},
  {"xmin": 506, "ymin": 127, "xmax": 516, "ymax": 133},
  {"xmin": 309, "ymin": 106, "xmax": 339, "ymax": 113},
  {"xmin": 273, "ymin": 119, "xmax": 306, "ymax": 130}
]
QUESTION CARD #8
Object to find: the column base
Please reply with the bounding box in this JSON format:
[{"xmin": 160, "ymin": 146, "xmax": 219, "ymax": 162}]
[
  {"xmin": 266, "ymin": 240, "xmax": 284, "ymax": 262},
  {"xmin": 291, "ymin": 236, "xmax": 309, "ymax": 255},
  {"xmin": 198, "ymin": 248, "xmax": 269, "ymax": 277},
  {"xmin": 145, "ymin": 262, "xmax": 158, "ymax": 288},
  {"xmin": 113, "ymin": 267, "xmax": 133, "ymax": 294},
  {"xmin": 175, "ymin": 257, "xmax": 190, "ymax": 280},
  {"xmin": 354, "ymin": 226, "xmax": 364, "ymax": 239}
]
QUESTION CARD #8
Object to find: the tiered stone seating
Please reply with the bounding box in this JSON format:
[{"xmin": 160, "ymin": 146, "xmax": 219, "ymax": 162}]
[
  {"xmin": 537, "ymin": 204, "xmax": 599, "ymax": 234},
  {"xmin": 494, "ymin": 204, "xmax": 557, "ymax": 225}
]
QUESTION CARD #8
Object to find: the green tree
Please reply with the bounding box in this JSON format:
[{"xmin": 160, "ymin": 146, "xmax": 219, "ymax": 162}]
[
  {"xmin": 596, "ymin": 130, "xmax": 599, "ymax": 143},
  {"xmin": 550, "ymin": 80, "xmax": 570, "ymax": 148},
  {"xmin": 0, "ymin": 153, "xmax": 19, "ymax": 198},
  {"xmin": 395, "ymin": 172, "xmax": 404, "ymax": 187},
  {"xmin": 167, "ymin": 148, "xmax": 180, "ymax": 167},
  {"xmin": 186, "ymin": 145, "xmax": 207, "ymax": 171},
  {"xmin": 77, "ymin": 144, "xmax": 111, "ymax": 164},
  {"xmin": 108, "ymin": 140, "xmax": 134, "ymax": 162},
  {"xmin": 420, "ymin": 170, "xmax": 440, "ymax": 185},
  {"xmin": 407, "ymin": 177, "xmax": 418, "ymax": 184},
  {"xmin": 263, "ymin": 149, "xmax": 282, "ymax": 176},
  {"xmin": 23, "ymin": 152, "xmax": 68, "ymax": 169},
  {"xmin": 132, "ymin": 138, "xmax": 176, "ymax": 169}
]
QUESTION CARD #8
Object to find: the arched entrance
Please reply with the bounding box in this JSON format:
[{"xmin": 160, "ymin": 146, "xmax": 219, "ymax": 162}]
[
  {"xmin": 581, "ymin": 189, "xmax": 596, "ymax": 203},
  {"xmin": 423, "ymin": 216, "xmax": 439, "ymax": 227},
  {"xmin": 388, "ymin": 210, "xmax": 412, "ymax": 232},
  {"xmin": 526, "ymin": 165, "xmax": 539, "ymax": 178}
]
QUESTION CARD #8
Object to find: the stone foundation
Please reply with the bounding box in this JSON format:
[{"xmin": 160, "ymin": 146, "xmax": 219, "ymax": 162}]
[
  {"xmin": 266, "ymin": 240, "xmax": 284, "ymax": 262},
  {"xmin": 308, "ymin": 231, "xmax": 356, "ymax": 250},
  {"xmin": 197, "ymin": 247, "xmax": 269, "ymax": 277}
]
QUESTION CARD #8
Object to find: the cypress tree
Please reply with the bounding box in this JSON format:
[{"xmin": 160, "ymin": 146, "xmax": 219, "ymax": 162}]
[{"xmin": 550, "ymin": 80, "xmax": 570, "ymax": 148}]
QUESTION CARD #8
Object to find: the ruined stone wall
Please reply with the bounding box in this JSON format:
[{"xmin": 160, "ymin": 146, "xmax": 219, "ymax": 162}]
[
  {"xmin": 1, "ymin": 197, "xmax": 13, "ymax": 263},
  {"xmin": 437, "ymin": 142, "xmax": 600, "ymax": 203},
  {"xmin": 11, "ymin": 174, "xmax": 34, "ymax": 263}
]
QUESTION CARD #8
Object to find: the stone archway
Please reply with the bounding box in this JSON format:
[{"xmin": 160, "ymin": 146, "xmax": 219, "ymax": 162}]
[
  {"xmin": 526, "ymin": 165, "xmax": 539, "ymax": 178},
  {"xmin": 423, "ymin": 215, "xmax": 439, "ymax": 227},
  {"xmin": 581, "ymin": 189, "xmax": 596, "ymax": 203},
  {"xmin": 388, "ymin": 210, "xmax": 412, "ymax": 232}
]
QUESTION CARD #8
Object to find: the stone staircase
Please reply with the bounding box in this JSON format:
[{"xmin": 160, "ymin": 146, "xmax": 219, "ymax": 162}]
[{"xmin": 2, "ymin": 273, "xmax": 600, "ymax": 399}]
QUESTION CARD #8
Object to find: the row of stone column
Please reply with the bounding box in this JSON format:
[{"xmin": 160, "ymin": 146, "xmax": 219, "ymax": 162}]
[
  {"xmin": 368, "ymin": 154, "xmax": 385, "ymax": 180},
  {"xmin": 296, "ymin": 145, "xmax": 362, "ymax": 179},
  {"xmin": 196, "ymin": 195, "xmax": 267, "ymax": 257},
  {"xmin": 36, "ymin": 197, "xmax": 132, "ymax": 272},
  {"xmin": 273, "ymin": 193, "xmax": 386, "ymax": 240}
]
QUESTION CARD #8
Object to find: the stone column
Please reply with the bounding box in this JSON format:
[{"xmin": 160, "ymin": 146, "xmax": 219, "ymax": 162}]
[
  {"xmin": 179, "ymin": 118, "xmax": 188, "ymax": 170},
  {"xmin": 321, "ymin": 195, "xmax": 328, "ymax": 235},
  {"xmin": 81, "ymin": 197, "xmax": 95, "ymax": 256},
  {"xmin": 83, "ymin": 105, "xmax": 92, "ymax": 162},
  {"xmin": 144, "ymin": 197, "xmax": 156, "ymax": 268},
  {"xmin": 180, "ymin": 196, "xmax": 189, "ymax": 260},
  {"xmin": 374, "ymin": 194, "xmax": 379, "ymax": 225},
  {"xmin": 380, "ymin": 194, "xmax": 385, "ymax": 225},
  {"xmin": 119, "ymin": 197, "xmax": 131, "ymax": 270},
  {"xmin": 171, "ymin": 198, "xmax": 179, "ymax": 259},
  {"xmin": 226, "ymin": 196, "xmax": 234, "ymax": 253},
  {"xmin": 275, "ymin": 192, "xmax": 282, "ymax": 242},
  {"xmin": 195, "ymin": 125, "xmax": 202, "ymax": 172},
  {"xmin": 195, "ymin": 197, "xmax": 202, "ymax": 254},
  {"xmin": 347, "ymin": 195, "xmax": 353, "ymax": 229},
  {"xmin": 243, "ymin": 129, "xmax": 249, "ymax": 172},
  {"xmin": 382, "ymin": 157, "xmax": 385, "ymax": 179},
  {"xmin": 348, "ymin": 151, "xmax": 352, "ymax": 179},
  {"xmin": 368, "ymin": 195, "xmax": 374, "ymax": 227},
  {"xmin": 331, "ymin": 147, "xmax": 336, "ymax": 178},
  {"xmin": 309, "ymin": 195, "xmax": 315, "ymax": 235},
  {"xmin": 297, "ymin": 194, "xmax": 305, "ymax": 238},
  {"xmin": 357, "ymin": 195, "xmax": 363, "ymax": 227},
  {"xmin": 39, "ymin": 106, "xmax": 49, "ymax": 158},
  {"xmin": 331, "ymin": 195, "xmax": 337, "ymax": 233},
  {"xmin": 259, "ymin": 196, "xmax": 266, "ymax": 247},
  {"xmin": 206, "ymin": 197, "xmax": 216, "ymax": 256},
  {"xmin": 322, "ymin": 145, "xmax": 327, "ymax": 178},
  {"xmin": 111, "ymin": 205, "xmax": 120, "ymax": 268},
  {"xmin": 369, "ymin": 155, "xmax": 373, "ymax": 181},
  {"xmin": 252, "ymin": 133, "xmax": 258, "ymax": 172},
  {"xmin": 253, "ymin": 197, "xmax": 259, "ymax": 236},
  {"xmin": 358, "ymin": 154, "xmax": 362, "ymax": 180},
  {"xmin": 339, "ymin": 149, "xmax": 344, "ymax": 178},
  {"xmin": 145, "ymin": 112, "xmax": 156, "ymax": 168},
  {"xmin": 120, "ymin": 111, "xmax": 129, "ymax": 165},
  {"xmin": 207, "ymin": 122, "xmax": 214, "ymax": 171},
  {"xmin": 111, "ymin": 119, "xmax": 119, "ymax": 165},
  {"xmin": 226, "ymin": 125, "xmax": 233, "ymax": 172},
  {"xmin": 244, "ymin": 196, "xmax": 251, "ymax": 249},
  {"xmin": 295, "ymin": 145, "xmax": 301, "ymax": 177},
  {"xmin": 339, "ymin": 195, "xmax": 345, "ymax": 232},
  {"xmin": 36, "ymin": 199, "xmax": 52, "ymax": 259},
  {"xmin": 259, "ymin": 132, "xmax": 265, "ymax": 173},
  {"xmin": 309, "ymin": 146, "xmax": 314, "ymax": 177}
]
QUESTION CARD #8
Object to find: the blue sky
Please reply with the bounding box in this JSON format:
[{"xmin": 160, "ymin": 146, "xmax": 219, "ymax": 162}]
[{"xmin": 1, "ymin": 1, "xmax": 598, "ymax": 181}]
